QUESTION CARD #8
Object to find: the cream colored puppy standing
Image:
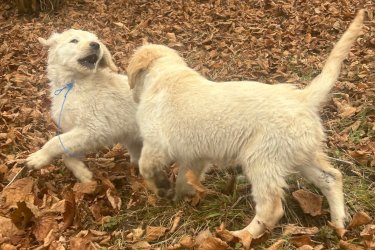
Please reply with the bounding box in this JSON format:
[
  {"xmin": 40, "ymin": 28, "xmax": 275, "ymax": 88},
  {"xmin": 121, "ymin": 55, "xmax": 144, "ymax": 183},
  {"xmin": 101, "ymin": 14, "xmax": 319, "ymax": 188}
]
[
  {"xmin": 127, "ymin": 11, "xmax": 364, "ymax": 239},
  {"xmin": 26, "ymin": 29, "xmax": 142, "ymax": 182}
]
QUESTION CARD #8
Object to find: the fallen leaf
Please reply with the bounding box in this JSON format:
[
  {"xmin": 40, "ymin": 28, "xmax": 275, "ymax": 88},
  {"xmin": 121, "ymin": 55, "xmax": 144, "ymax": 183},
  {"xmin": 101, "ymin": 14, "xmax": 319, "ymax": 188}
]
[
  {"xmin": 145, "ymin": 226, "xmax": 168, "ymax": 241},
  {"xmin": 130, "ymin": 226, "xmax": 144, "ymax": 241},
  {"xmin": 0, "ymin": 216, "xmax": 23, "ymax": 238},
  {"xmin": 69, "ymin": 235, "xmax": 91, "ymax": 250},
  {"xmin": 167, "ymin": 32, "xmax": 177, "ymax": 43},
  {"xmin": 10, "ymin": 201, "xmax": 34, "ymax": 230},
  {"xmin": 147, "ymin": 194, "xmax": 157, "ymax": 206},
  {"xmin": 196, "ymin": 233, "xmax": 232, "ymax": 250},
  {"xmin": 313, "ymin": 245, "xmax": 324, "ymax": 250},
  {"xmin": 266, "ymin": 239, "xmax": 285, "ymax": 250},
  {"xmin": 347, "ymin": 211, "xmax": 372, "ymax": 229},
  {"xmin": 333, "ymin": 98, "xmax": 357, "ymax": 118},
  {"xmin": 179, "ymin": 235, "xmax": 195, "ymax": 248},
  {"xmin": 170, "ymin": 210, "xmax": 183, "ymax": 233},
  {"xmin": 230, "ymin": 230, "xmax": 252, "ymax": 250},
  {"xmin": 62, "ymin": 190, "xmax": 76, "ymax": 231},
  {"xmin": 216, "ymin": 223, "xmax": 235, "ymax": 242},
  {"xmin": 297, "ymin": 245, "xmax": 314, "ymax": 250},
  {"xmin": 339, "ymin": 240, "xmax": 363, "ymax": 250},
  {"xmin": 131, "ymin": 241, "xmax": 151, "ymax": 249},
  {"xmin": 185, "ymin": 169, "xmax": 207, "ymax": 206},
  {"xmin": 292, "ymin": 189, "xmax": 323, "ymax": 216},
  {"xmin": 33, "ymin": 215, "xmax": 58, "ymax": 242},
  {"xmin": 283, "ymin": 225, "xmax": 319, "ymax": 235},
  {"xmin": 106, "ymin": 189, "xmax": 122, "ymax": 210},
  {"xmin": 0, "ymin": 243, "xmax": 18, "ymax": 250},
  {"xmin": 0, "ymin": 177, "xmax": 34, "ymax": 212},
  {"xmin": 72, "ymin": 181, "xmax": 97, "ymax": 194},
  {"xmin": 360, "ymin": 224, "xmax": 375, "ymax": 249},
  {"xmin": 289, "ymin": 235, "xmax": 312, "ymax": 247}
]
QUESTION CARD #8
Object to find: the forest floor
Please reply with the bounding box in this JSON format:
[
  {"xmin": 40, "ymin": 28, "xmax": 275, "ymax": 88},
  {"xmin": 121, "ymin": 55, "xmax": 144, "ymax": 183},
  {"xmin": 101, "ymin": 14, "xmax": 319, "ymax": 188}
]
[{"xmin": 0, "ymin": 0, "xmax": 374, "ymax": 249}]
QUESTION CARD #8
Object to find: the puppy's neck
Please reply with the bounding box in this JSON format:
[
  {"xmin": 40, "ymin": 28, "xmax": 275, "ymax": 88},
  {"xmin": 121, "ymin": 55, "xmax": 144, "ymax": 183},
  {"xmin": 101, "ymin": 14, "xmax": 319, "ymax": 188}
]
[{"xmin": 47, "ymin": 64, "xmax": 98, "ymax": 88}]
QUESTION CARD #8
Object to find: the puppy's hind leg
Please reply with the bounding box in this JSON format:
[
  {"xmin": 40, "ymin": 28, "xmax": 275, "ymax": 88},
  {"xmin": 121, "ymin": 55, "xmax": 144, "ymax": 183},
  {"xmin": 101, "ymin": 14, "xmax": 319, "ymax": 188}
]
[
  {"xmin": 232, "ymin": 160, "xmax": 286, "ymax": 239},
  {"xmin": 63, "ymin": 155, "xmax": 93, "ymax": 183},
  {"xmin": 139, "ymin": 143, "xmax": 174, "ymax": 199},
  {"xmin": 298, "ymin": 152, "xmax": 346, "ymax": 229}
]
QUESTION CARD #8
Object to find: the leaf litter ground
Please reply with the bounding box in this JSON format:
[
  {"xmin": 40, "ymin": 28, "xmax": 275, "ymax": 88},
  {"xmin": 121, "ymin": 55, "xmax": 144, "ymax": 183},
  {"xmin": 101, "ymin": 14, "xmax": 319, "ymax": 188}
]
[{"xmin": 0, "ymin": 0, "xmax": 374, "ymax": 249}]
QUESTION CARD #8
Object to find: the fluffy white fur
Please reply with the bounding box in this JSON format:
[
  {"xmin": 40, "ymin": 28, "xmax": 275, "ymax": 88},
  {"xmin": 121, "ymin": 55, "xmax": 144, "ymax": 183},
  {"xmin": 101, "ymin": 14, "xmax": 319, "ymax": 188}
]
[
  {"xmin": 127, "ymin": 11, "xmax": 364, "ymax": 238},
  {"xmin": 26, "ymin": 29, "xmax": 142, "ymax": 182}
]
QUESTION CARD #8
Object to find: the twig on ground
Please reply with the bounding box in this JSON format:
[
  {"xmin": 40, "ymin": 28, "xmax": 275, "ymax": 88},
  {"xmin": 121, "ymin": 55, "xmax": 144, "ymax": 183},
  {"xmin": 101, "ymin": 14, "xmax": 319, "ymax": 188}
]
[
  {"xmin": 327, "ymin": 156, "xmax": 354, "ymax": 165},
  {"xmin": 5, "ymin": 166, "xmax": 27, "ymax": 188}
]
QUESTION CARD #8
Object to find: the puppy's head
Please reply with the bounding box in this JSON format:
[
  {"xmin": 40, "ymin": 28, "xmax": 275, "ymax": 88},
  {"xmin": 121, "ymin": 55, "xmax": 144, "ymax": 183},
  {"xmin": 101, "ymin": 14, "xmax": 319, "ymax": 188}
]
[
  {"xmin": 127, "ymin": 44, "xmax": 184, "ymax": 102},
  {"xmin": 38, "ymin": 29, "xmax": 118, "ymax": 74}
]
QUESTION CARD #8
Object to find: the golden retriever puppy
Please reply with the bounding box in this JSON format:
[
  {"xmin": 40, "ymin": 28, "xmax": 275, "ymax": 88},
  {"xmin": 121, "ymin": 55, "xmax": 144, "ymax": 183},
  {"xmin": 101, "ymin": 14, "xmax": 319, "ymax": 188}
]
[
  {"xmin": 26, "ymin": 29, "xmax": 143, "ymax": 182},
  {"xmin": 127, "ymin": 10, "xmax": 364, "ymax": 238}
]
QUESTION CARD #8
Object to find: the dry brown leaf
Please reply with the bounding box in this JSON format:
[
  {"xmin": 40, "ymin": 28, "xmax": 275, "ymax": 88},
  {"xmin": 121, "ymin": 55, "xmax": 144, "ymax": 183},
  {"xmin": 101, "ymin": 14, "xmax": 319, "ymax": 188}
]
[
  {"xmin": 170, "ymin": 210, "xmax": 183, "ymax": 233},
  {"xmin": 360, "ymin": 224, "xmax": 375, "ymax": 249},
  {"xmin": 0, "ymin": 177, "xmax": 34, "ymax": 212},
  {"xmin": 147, "ymin": 194, "xmax": 157, "ymax": 207},
  {"xmin": 179, "ymin": 235, "xmax": 195, "ymax": 248},
  {"xmin": 283, "ymin": 225, "xmax": 319, "ymax": 236},
  {"xmin": 196, "ymin": 235, "xmax": 232, "ymax": 250},
  {"xmin": 230, "ymin": 230, "xmax": 252, "ymax": 250},
  {"xmin": 186, "ymin": 169, "xmax": 206, "ymax": 193},
  {"xmin": 347, "ymin": 211, "xmax": 373, "ymax": 229},
  {"xmin": 69, "ymin": 236, "xmax": 91, "ymax": 250},
  {"xmin": 106, "ymin": 189, "xmax": 122, "ymax": 210},
  {"xmin": 297, "ymin": 245, "xmax": 314, "ymax": 250},
  {"xmin": 10, "ymin": 201, "xmax": 34, "ymax": 230},
  {"xmin": 313, "ymin": 245, "xmax": 324, "ymax": 250},
  {"xmin": 72, "ymin": 181, "xmax": 97, "ymax": 194},
  {"xmin": 62, "ymin": 190, "xmax": 75, "ymax": 231},
  {"xmin": 0, "ymin": 216, "xmax": 23, "ymax": 238},
  {"xmin": 339, "ymin": 240, "xmax": 363, "ymax": 250},
  {"xmin": 292, "ymin": 189, "xmax": 323, "ymax": 216},
  {"xmin": 185, "ymin": 169, "xmax": 207, "ymax": 206},
  {"xmin": 33, "ymin": 215, "xmax": 58, "ymax": 242},
  {"xmin": 145, "ymin": 226, "xmax": 168, "ymax": 241},
  {"xmin": 49, "ymin": 241, "xmax": 66, "ymax": 250},
  {"xmin": 266, "ymin": 239, "xmax": 286, "ymax": 250},
  {"xmin": 216, "ymin": 223, "xmax": 235, "ymax": 242},
  {"xmin": 0, "ymin": 243, "xmax": 18, "ymax": 250},
  {"xmin": 333, "ymin": 98, "xmax": 357, "ymax": 118},
  {"xmin": 130, "ymin": 227, "xmax": 144, "ymax": 241},
  {"xmin": 131, "ymin": 241, "xmax": 151, "ymax": 249},
  {"xmin": 289, "ymin": 235, "xmax": 313, "ymax": 247}
]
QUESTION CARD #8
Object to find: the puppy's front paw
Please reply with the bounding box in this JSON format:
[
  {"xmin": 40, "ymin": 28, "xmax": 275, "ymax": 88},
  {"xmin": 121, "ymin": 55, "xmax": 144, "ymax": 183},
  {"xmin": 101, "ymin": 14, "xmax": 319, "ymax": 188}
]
[
  {"xmin": 26, "ymin": 150, "xmax": 52, "ymax": 169},
  {"xmin": 145, "ymin": 172, "xmax": 175, "ymax": 200},
  {"xmin": 174, "ymin": 184, "xmax": 197, "ymax": 201},
  {"xmin": 76, "ymin": 168, "xmax": 93, "ymax": 183}
]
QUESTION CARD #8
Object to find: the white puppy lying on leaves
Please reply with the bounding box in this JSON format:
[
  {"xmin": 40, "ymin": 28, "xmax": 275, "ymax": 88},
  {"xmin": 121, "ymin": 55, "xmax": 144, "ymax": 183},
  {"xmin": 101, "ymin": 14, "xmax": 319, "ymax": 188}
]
[
  {"xmin": 26, "ymin": 29, "xmax": 142, "ymax": 183},
  {"xmin": 127, "ymin": 10, "xmax": 364, "ymax": 242}
]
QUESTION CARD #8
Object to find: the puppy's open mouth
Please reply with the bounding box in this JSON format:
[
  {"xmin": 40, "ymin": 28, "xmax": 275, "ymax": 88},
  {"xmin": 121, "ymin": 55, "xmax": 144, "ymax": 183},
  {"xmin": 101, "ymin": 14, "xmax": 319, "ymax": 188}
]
[{"xmin": 78, "ymin": 54, "xmax": 99, "ymax": 69}]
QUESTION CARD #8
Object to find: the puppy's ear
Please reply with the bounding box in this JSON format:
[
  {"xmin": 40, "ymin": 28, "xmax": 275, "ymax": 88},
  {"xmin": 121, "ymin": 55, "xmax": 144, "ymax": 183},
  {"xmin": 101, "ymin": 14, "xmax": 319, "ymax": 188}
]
[
  {"xmin": 99, "ymin": 43, "xmax": 119, "ymax": 72},
  {"xmin": 127, "ymin": 46, "xmax": 162, "ymax": 90},
  {"xmin": 38, "ymin": 32, "xmax": 60, "ymax": 47}
]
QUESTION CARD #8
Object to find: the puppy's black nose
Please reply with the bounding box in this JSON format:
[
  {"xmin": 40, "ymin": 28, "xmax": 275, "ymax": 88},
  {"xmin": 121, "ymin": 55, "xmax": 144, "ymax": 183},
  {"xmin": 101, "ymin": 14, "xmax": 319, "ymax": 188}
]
[{"xmin": 90, "ymin": 42, "xmax": 100, "ymax": 50}]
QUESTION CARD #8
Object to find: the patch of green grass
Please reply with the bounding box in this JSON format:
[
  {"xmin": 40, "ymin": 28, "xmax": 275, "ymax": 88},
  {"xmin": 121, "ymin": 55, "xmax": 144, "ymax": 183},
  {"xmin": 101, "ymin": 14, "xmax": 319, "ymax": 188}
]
[
  {"xmin": 344, "ymin": 175, "xmax": 375, "ymax": 214},
  {"xmin": 348, "ymin": 129, "xmax": 366, "ymax": 144},
  {"xmin": 318, "ymin": 225, "xmax": 339, "ymax": 246}
]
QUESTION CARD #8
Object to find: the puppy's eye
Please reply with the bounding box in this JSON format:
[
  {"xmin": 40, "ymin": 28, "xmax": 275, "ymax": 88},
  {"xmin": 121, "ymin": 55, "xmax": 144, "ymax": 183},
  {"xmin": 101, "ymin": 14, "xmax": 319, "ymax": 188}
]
[{"xmin": 70, "ymin": 39, "xmax": 78, "ymax": 43}]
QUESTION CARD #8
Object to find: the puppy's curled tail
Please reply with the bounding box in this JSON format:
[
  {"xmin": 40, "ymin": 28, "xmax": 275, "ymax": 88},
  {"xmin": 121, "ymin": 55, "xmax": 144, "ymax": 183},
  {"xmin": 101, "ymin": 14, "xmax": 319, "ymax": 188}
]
[{"xmin": 302, "ymin": 9, "xmax": 364, "ymax": 108}]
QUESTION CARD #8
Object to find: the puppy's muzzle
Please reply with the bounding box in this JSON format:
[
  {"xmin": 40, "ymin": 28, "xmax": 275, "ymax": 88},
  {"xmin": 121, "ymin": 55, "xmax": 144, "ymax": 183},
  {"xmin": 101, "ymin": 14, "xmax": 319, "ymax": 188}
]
[{"xmin": 78, "ymin": 54, "xmax": 99, "ymax": 69}]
